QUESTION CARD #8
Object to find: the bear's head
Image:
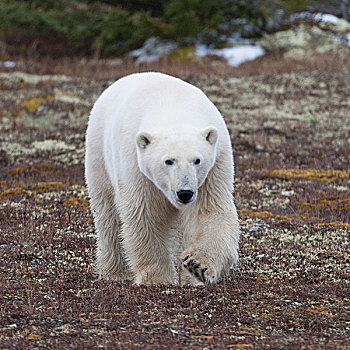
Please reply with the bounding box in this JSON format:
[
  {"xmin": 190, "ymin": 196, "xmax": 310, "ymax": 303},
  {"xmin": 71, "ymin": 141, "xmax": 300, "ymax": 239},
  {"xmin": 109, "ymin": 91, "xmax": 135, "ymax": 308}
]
[{"xmin": 136, "ymin": 127, "xmax": 218, "ymax": 209}]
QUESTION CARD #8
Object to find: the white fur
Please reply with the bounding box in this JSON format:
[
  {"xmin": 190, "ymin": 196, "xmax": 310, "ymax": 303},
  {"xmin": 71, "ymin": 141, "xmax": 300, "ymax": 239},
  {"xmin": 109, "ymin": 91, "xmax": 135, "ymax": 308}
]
[{"xmin": 85, "ymin": 72, "xmax": 240, "ymax": 285}]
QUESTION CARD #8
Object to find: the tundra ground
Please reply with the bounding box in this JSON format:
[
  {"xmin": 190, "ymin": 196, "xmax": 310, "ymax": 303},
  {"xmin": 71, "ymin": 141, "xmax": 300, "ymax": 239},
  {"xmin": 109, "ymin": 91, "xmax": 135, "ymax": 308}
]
[{"xmin": 0, "ymin": 56, "xmax": 349, "ymax": 349}]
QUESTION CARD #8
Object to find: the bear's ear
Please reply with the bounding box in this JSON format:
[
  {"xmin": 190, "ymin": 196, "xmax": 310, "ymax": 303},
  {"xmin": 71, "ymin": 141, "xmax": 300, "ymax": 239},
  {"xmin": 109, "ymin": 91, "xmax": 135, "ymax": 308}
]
[
  {"xmin": 136, "ymin": 132, "xmax": 153, "ymax": 149},
  {"xmin": 201, "ymin": 126, "xmax": 218, "ymax": 146}
]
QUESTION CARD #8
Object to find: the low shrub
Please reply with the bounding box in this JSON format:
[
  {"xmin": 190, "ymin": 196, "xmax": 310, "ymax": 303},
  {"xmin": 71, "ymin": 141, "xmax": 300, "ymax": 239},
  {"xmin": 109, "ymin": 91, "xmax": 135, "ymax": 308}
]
[{"xmin": 0, "ymin": 0, "xmax": 316, "ymax": 57}]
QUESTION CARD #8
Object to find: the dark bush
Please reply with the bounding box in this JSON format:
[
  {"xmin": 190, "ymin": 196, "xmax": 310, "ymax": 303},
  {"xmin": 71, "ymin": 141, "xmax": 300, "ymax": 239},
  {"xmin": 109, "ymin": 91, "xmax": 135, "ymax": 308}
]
[{"xmin": 0, "ymin": 0, "xmax": 317, "ymax": 57}]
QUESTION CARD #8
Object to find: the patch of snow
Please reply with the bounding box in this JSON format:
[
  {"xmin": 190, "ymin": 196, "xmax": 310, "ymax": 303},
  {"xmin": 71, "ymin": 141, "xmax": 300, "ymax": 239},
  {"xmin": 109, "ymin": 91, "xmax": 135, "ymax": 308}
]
[
  {"xmin": 291, "ymin": 12, "xmax": 341, "ymax": 23},
  {"xmin": 280, "ymin": 298, "xmax": 303, "ymax": 306},
  {"xmin": 281, "ymin": 190, "xmax": 294, "ymax": 196},
  {"xmin": 196, "ymin": 44, "xmax": 265, "ymax": 66},
  {"xmin": 347, "ymin": 33, "xmax": 350, "ymax": 46},
  {"xmin": 195, "ymin": 44, "xmax": 210, "ymax": 57},
  {"xmin": 0, "ymin": 61, "xmax": 16, "ymax": 68},
  {"xmin": 225, "ymin": 33, "xmax": 252, "ymax": 45},
  {"xmin": 314, "ymin": 13, "xmax": 340, "ymax": 23},
  {"xmin": 131, "ymin": 37, "xmax": 178, "ymax": 63},
  {"xmin": 255, "ymin": 144, "xmax": 264, "ymax": 151}
]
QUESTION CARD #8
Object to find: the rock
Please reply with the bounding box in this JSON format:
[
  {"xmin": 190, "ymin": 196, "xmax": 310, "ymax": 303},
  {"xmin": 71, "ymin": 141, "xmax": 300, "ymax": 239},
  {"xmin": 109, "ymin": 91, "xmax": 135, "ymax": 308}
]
[
  {"xmin": 130, "ymin": 37, "xmax": 178, "ymax": 64},
  {"xmin": 257, "ymin": 24, "xmax": 349, "ymax": 59},
  {"xmin": 318, "ymin": 18, "xmax": 350, "ymax": 33},
  {"xmin": 258, "ymin": 24, "xmax": 341, "ymax": 51}
]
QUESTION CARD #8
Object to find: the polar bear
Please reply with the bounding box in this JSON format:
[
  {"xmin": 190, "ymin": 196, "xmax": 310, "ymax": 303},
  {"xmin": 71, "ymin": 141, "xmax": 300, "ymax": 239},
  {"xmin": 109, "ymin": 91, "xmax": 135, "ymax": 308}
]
[{"xmin": 85, "ymin": 72, "xmax": 240, "ymax": 285}]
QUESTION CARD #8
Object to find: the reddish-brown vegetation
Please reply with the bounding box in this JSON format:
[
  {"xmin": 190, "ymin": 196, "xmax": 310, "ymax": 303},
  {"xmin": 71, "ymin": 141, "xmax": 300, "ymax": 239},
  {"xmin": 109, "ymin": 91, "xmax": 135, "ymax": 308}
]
[{"xmin": 0, "ymin": 53, "xmax": 349, "ymax": 349}]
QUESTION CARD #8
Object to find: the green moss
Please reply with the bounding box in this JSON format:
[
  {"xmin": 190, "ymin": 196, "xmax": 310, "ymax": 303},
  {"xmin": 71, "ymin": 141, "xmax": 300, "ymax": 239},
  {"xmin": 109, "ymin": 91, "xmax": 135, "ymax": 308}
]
[{"xmin": 169, "ymin": 47, "xmax": 197, "ymax": 63}]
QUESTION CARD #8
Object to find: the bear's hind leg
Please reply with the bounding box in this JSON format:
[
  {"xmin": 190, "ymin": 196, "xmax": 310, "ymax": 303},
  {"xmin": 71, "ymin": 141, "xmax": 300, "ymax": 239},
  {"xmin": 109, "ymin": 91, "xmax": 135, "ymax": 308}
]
[
  {"xmin": 86, "ymin": 165, "xmax": 131, "ymax": 281},
  {"xmin": 95, "ymin": 193, "xmax": 131, "ymax": 281}
]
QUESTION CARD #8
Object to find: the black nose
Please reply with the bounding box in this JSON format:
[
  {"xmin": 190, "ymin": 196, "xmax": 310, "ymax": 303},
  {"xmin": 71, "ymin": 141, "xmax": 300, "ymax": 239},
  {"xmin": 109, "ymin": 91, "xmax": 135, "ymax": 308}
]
[{"xmin": 176, "ymin": 190, "xmax": 194, "ymax": 203}]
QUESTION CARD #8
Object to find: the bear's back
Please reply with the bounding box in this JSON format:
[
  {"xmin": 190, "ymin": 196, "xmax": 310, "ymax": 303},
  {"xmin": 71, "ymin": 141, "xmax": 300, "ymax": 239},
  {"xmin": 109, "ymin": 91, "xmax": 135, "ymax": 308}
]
[
  {"xmin": 91, "ymin": 72, "xmax": 230, "ymax": 155},
  {"xmin": 92, "ymin": 72, "xmax": 219, "ymax": 131}
]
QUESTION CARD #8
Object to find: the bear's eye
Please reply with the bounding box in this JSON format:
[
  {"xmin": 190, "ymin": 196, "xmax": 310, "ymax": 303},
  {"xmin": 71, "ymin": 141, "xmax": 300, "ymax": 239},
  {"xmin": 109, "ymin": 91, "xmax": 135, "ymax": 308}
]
[
  {"xmin": 165, "ymin": 159, "xmax": 174, "ymax": 166},
  {"xmin": 194, "ymin": 158, "xmax": 201, "ymax": 165}
]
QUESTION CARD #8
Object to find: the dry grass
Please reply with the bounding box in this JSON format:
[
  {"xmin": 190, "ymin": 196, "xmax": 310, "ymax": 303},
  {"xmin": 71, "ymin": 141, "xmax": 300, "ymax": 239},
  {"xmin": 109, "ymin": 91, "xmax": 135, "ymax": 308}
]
[{"xmin": 2, "ymin": 47, "xmax": 350, "ymax": 80}]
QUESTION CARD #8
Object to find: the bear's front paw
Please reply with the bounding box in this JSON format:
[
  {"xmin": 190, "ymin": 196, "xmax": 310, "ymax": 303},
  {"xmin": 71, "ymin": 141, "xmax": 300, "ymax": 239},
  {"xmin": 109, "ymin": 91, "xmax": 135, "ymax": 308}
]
[{"xmin": 182, "ymin": 254, "xmax": 217, "ymax": 285}]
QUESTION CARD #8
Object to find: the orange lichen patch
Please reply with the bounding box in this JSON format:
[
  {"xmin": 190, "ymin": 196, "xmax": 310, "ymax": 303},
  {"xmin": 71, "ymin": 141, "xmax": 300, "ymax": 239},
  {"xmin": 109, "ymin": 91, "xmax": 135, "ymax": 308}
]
[
  {"xmin": 301, "ymin": 306, "xmax": 333, "ymax": 317},
  {"xmin": 301, "ymin": 197, "xmax": 350, "ymax": 211},
  {"xmin": 316, "ymin": 222, "xmax": 350, "ymax": 229},
  {"xmin": 238, "ymin": 209, "xmax": 273, "ymax": 219},
  {"xmin": 27, "ymin": 334, "xmax": 43, "ymax": 340},
  {"xmin": 240, "ymin": 161, "xmax": 265, "ymax": 169},
  {"xmin": 191, "ymin": 335, "xmax": 214, "ymax": 339},
  {"xmin": 343, "ymin": 203, "xmax": 350, "ymax": 211},
  {"xmin": 9, "ymin": 165, "xmax": 30, "ymax": 176},
  {"xmin": 20, "ymin": 95, "xmax": 53, "ymax": 111},
  {"xmin": 12, "ymin": 110, "xmax": 25, "ymax": 117},
  {"xmin": 64, "ymin": 197, "xmax": 90, "ymax": 209},
  {"xmin": 33, "ymin": 182, "xmax": 64, "ymax": 191},
  {"xmin": 0, "ymin": 182, "xmax": 64, "ymax": 197},
  {"xmin": 9, "ymin": 164, "xmax": 60, "ymax": 177},
  {"xmin": 0, "ymin": 187, "xmax": 29, "ymax": 197},
  {"xmin": 320, "ymin": 198, "xmax": 350, "ymax": 205},
  {"xmin": 80, "ymin": 312, "xmax": 125, "ymax": 316},
  {"xmin": 227, "ymin": 344, "xmax": 253, "ymax": 349},
  {"xmin": 270, "ymin": 169, "xmax": 350, "ymax": 182},
  {"xmin": 18, "ymin": 81, "xmax": 33, "ymax": 89},
  {"xmin": 237, "ymin": 209, "xmax": 292, "ymax": 222},
  {"xmin": 300, "ymin": 202, "xmax": 316, "ymax": 210}
]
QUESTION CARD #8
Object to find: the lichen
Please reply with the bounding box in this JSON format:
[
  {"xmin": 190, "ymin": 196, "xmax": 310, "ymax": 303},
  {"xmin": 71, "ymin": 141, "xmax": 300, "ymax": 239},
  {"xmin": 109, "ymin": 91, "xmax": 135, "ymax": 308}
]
[
  {"xmin": 0, "ymin": 187, "xmax": 29, "ymax": 196},
  {"xmin": 31, "ymin": 140, "xmax": 76, "ymax": 152},
  {"xmin": 270, "ymin": 169, "xmax": 350, "ymax": 182},
  {"xmin": 316, "ymin": 222, "xmax": 350, "ymax": 228},
  {"xmin": 34, "ymin": 182, "xmax": 64, "ymax": 191},
  {"xmin": 1, "ymin": 68, "xmax": 349, "ymax": 349},
  {"xmin": 64, "ymin": 197, "xmax": 90, "ymax": 209},
  {"xmin": 301, "ymin": 197, "xmax": 350, "ymax": 211},
  {"xmin": 257, "ymin": 24, "xmax": 348, "ymax": 60},
  {"xmin": 0, "ymin": 72, "xmax": 72, "ymax": 84},
  {"xmin": 21, "ymin": 95, "xmax": 53, "ymax": 111},
  {"xmin": 237, "ymin": 209, "xmax": 292, "ymax": 222},
  {"xmin": 9, "ymin": 164, "xmax": 60, "ymax": 176}
]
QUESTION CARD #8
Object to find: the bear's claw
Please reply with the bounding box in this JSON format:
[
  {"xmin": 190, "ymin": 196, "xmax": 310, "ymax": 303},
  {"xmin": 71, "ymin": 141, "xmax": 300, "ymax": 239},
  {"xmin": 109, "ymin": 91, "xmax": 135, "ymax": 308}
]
[{"xmin": 182, "ymin": 258, "xmax": 212, "ymax": 284}]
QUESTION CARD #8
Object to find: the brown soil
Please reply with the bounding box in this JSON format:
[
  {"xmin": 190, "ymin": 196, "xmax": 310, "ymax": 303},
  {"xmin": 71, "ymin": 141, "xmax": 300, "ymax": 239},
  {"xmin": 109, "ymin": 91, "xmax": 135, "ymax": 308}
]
[{"xmin": 0, "ymin": 54, "xmax": 349, "ymax": 349}]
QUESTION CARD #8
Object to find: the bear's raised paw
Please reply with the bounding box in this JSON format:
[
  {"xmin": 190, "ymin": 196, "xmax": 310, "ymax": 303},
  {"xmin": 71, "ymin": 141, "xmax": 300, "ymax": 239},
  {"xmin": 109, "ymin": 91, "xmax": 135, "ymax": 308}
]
[{"xmin": 182, "ymin": 255, "xmax": 216, "ymax": 285}]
